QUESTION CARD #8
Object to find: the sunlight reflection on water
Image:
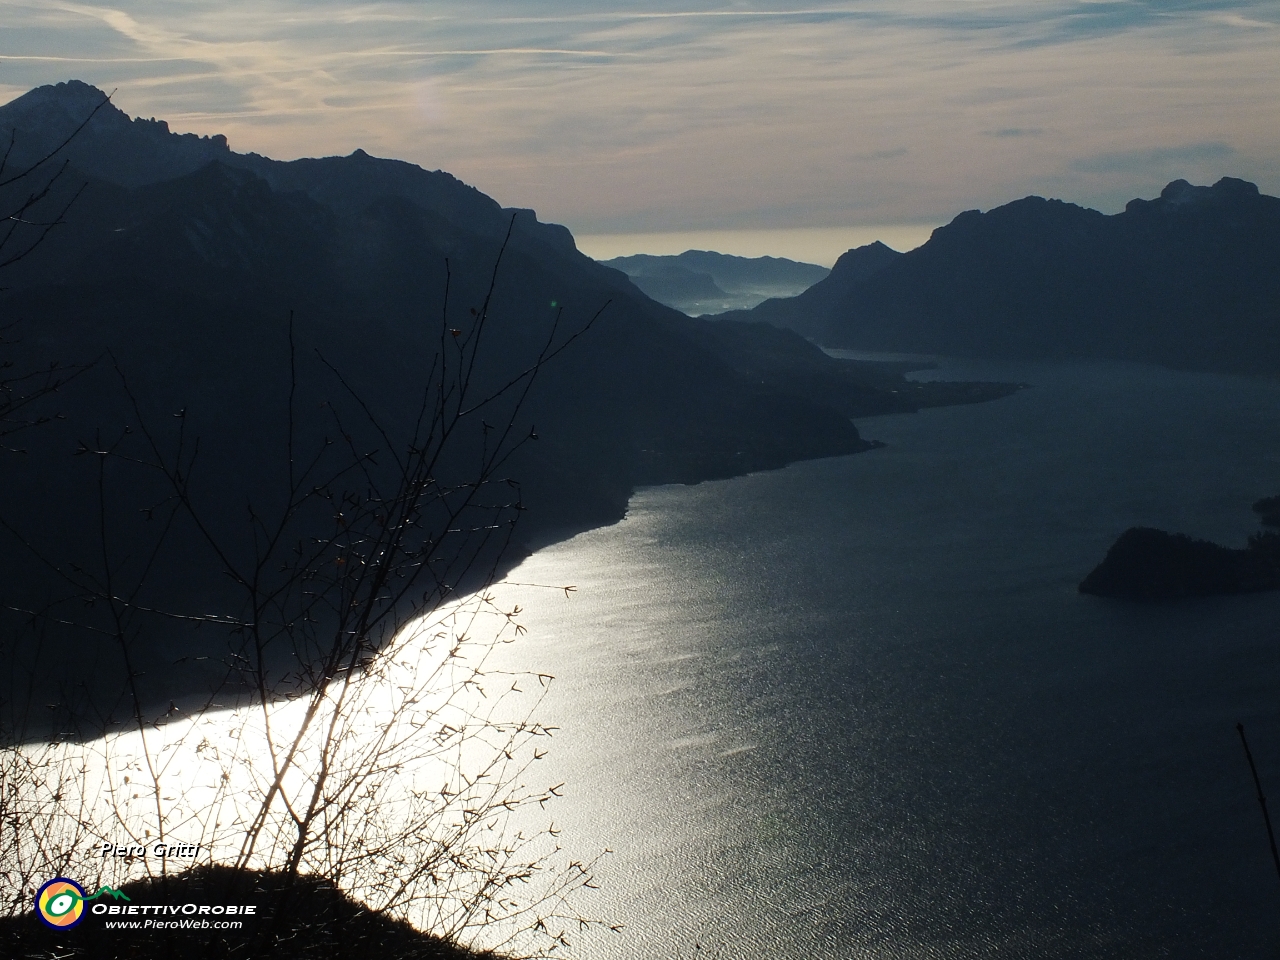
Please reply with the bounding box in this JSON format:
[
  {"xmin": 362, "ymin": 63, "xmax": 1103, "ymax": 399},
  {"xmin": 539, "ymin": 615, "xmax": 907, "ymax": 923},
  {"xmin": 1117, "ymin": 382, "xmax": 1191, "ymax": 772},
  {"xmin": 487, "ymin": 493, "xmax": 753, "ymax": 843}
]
[
  {"xmin": 24, "ymin": 357, "xmax": 1280, "ymax": 959},
  {"xmin": 19, "ymin": 597, "xmax": 576, "ymax": 951},
  {"xmin": 480, "ymin": 358, "xmax": 1280, "ymax": 959}
]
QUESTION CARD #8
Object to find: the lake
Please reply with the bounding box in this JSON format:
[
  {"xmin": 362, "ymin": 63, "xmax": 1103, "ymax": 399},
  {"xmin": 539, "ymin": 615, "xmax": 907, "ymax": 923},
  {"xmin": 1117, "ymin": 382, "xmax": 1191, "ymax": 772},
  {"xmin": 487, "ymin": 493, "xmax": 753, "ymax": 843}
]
[{"xmin": 486, "ymin": 356, "xmax": 1280, "ymax": 959}]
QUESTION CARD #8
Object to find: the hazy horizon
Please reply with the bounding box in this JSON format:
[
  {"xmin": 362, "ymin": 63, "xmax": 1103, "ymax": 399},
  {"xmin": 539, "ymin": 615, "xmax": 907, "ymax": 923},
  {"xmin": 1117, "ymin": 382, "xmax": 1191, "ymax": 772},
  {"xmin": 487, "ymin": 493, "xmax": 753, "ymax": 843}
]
[{"xmin": 577, "ymin": 224, "xmax": 935, "ymax": 266}]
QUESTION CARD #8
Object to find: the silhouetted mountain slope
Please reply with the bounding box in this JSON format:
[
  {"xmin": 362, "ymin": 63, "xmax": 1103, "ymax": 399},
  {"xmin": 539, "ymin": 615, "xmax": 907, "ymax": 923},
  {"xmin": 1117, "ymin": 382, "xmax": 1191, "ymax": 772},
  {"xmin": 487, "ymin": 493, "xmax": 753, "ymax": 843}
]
[
  {"xmin": 0, "ymin": 81, "xmax": 1018, "ymax": 719},
  {"xmin": 0, "ymin": 79, "xmax": 232, "ymax": 187},
  {"xmin": 602, "ymin": 251, "xmax": 828, "ymax": 315},
  {"xmin": 730, "ymin": 181, "xmax": 1280, "ymax": 374},
  {"xmin": 717, "ymin": 242, "xmax": 900, "ymax": 339}
]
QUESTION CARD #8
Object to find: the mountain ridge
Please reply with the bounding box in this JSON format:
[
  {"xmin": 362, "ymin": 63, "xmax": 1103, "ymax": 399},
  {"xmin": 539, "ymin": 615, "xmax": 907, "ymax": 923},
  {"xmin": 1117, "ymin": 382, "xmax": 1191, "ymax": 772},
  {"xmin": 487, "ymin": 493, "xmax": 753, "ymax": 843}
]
[{"xmin": 722, "ymin": 177, "xmax": 1280, "ymax": 375}]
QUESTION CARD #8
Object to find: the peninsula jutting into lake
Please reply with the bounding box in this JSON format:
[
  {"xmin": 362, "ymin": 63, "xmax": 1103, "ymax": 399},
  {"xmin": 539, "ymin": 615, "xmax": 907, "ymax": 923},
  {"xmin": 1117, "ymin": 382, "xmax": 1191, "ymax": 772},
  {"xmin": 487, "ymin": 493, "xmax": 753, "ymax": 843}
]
[{"xmin": 1081, "ymin": 496, "xmax": 1280, "ymax": 600}]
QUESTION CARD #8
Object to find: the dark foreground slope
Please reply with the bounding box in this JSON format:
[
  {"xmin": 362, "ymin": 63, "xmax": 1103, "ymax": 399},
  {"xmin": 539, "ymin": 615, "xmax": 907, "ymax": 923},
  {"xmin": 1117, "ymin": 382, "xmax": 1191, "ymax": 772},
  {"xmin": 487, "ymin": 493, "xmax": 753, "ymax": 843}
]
[
  {"xmin": 728, "ymin": 179, "xmax": 1280, "ymax": 375},
  {"xmin": 0, "ymin": 82, "xmax": 1017, "ymax": 719},
  {"xmin": 0, "ymin": 867, "xmax": 485, "ymax": 960}
]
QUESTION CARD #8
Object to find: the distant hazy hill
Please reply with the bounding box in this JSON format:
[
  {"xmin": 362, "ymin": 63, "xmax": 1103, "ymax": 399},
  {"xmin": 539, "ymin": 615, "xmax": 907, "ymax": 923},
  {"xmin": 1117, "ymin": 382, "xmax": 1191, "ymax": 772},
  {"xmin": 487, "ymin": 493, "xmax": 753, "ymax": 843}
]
[
  {"xmin": 601, "ymin": 250, "xmax": 829, "ymax": 315},
  {"xmin": 725, "ymin": 179, "xmax": 1280, "ymax": 374},
  {"xmin": 0, "ymin": 81, "xmax": 1016, "ymax": 717}
]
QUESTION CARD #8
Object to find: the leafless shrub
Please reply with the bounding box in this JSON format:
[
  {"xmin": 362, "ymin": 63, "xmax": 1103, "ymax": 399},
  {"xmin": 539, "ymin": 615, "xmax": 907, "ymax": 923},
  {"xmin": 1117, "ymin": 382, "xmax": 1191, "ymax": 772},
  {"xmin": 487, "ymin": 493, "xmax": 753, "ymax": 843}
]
[
  {"xmin": 0, "ymin": 208, "xmax": 612, "ymax": 956},
  {"xmin": 0, "ymin": 90, "xmax": 115, "ymax": 915}
]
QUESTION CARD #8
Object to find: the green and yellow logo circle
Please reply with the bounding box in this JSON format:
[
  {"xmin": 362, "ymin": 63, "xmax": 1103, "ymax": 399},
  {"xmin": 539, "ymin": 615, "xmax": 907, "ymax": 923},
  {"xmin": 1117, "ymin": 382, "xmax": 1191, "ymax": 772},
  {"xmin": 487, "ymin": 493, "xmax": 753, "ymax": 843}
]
[{"xmin": 36, "ymin": 878, "xmax": 87, "ymax": 929}]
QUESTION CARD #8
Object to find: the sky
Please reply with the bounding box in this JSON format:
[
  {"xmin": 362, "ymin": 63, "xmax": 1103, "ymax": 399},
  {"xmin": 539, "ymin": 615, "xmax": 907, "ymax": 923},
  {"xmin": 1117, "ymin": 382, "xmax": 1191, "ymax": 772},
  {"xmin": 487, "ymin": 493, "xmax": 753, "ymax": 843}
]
[{"xmin": 2, "ymin": 1, "xmax": 1278, "ymax": 261}]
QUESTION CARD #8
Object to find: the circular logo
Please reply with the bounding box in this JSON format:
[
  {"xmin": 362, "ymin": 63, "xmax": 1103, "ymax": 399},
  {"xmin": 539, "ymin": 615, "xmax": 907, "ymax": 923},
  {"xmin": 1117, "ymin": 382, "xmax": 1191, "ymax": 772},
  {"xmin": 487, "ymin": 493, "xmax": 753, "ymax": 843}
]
[{"xmin": 36, "ymin": 878, "xmax": 87, "ymax": 929}]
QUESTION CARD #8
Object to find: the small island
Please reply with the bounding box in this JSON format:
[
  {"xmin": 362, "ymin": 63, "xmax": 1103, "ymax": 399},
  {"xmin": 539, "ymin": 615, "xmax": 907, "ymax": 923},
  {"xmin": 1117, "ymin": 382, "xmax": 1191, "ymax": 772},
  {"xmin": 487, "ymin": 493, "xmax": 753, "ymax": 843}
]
[{"xmin": 1080, "ymin": 499, "xmax": 1280, "ymax": 601}]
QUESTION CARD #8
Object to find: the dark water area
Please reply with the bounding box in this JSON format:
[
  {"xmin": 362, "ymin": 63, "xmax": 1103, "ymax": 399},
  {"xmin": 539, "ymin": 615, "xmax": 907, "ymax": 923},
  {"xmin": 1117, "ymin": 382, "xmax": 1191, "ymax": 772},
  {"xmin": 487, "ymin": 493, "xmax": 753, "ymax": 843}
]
[{"xmin": 492, "ymin": 357, "xmax": 1280, "ymax": 959}]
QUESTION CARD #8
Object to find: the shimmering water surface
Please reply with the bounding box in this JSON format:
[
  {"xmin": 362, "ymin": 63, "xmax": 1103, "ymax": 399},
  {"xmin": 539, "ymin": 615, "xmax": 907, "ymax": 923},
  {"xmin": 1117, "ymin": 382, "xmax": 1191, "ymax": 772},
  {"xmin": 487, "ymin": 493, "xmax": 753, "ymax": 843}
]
[{"xmin": 488, "ymin": 358, "xmax": 1280, "ymax": 959}]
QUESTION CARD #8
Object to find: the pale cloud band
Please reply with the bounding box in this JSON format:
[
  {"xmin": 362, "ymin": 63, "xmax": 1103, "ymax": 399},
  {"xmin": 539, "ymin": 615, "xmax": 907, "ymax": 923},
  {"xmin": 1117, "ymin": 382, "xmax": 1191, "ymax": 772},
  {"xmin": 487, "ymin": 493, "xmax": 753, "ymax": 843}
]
[{"xmin": 1, "ymin": 0, "xmax": 1277, "ymax": 238}]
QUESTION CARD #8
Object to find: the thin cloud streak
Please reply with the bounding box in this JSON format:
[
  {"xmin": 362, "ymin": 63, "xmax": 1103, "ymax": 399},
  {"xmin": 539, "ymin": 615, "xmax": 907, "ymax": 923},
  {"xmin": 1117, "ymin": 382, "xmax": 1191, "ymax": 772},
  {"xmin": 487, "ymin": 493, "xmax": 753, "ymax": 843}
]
[
  {"xmin": 1071, "ymin": 141, "xmax": 1238, "ymax": 175},
  {"xmin": 0, "ymin": 54, "xmax": 186, "ymax": 61},
  {"xmin": 0, "ymin": 1, "xmax": 1276, "ymax": 238}
]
